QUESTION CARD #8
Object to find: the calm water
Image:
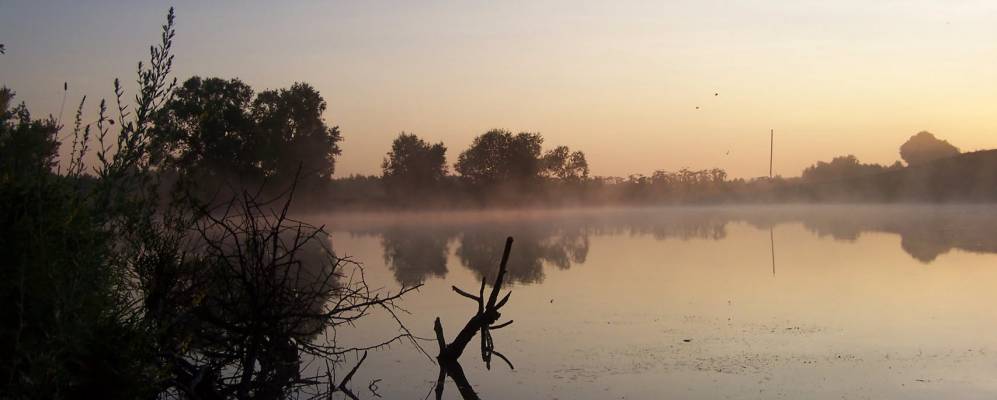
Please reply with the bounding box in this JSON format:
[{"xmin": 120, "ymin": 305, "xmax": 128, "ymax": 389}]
[{"xmin": 312, "ymin": 205, "xmax": 997, "ymax": 399}]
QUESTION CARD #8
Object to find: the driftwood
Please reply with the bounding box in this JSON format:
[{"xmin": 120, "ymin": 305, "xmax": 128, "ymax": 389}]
[{"xmin": 432, "ymin": 237, "xmax": 517, "ymax": 400}]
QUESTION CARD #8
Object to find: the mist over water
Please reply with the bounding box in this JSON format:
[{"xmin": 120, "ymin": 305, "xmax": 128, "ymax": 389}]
[
  {"xmin": 313, "ymin": 205, "xmax": 997, "ymax": 399},
  {"xmin": 9, "ymin": 3, "xmax": 997, "ymax": 398}
]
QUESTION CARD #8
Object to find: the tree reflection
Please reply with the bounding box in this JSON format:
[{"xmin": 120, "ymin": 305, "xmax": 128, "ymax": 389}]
[
  {"xmin": 737, "ymin": 206, "xmax": 997, "ymax": 264},
  {"xmin": 381, "ymin": 226, "xmax": 454, "ymax": 286},
  {"xmin": 456, "ymin": 228, "xmax": 574, "ymax": 284},
  {"xmin": 345, "ymin": 206, "xmax": 997, "ymax": 287}
]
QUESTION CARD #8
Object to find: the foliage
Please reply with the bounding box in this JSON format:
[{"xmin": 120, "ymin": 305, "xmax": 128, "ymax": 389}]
[
  {"xmin": 150, "ymin": 77, "xmax": 257, "ymax": 179},
  {"xmin": 0, "ymin": 88, "xmax": 60, "ymax": 178},
  {"xmin": 0, "ymin": 24, "xmax": 170, "ymax": 398},
  {"xmin": 1, "ymin": 8, "xmax": 417, "ymax": 400},
  {"xmin": 455, "ymin": 129, "xmax": 545, "ymax": 186},
  {"xmin": 0, "ymin": 168, "xmax": 157, "ymax": 399},
  {"xmin": 381, "ymin": 132, "xmax": 447, "ymax": 194},
  {"xmin": 151, "ymin": 77, "xmax": 343, "ymax": 193},
  {"xmin": 900, "ymin": 131, "xmax": 959, "ymax": 166},
  {"xmin": 253, "ymin": 82, "xmax": 342, "ymax": 185},
  {"xmin": 541, "ymin": 145, "xmax": 589, "ymax": 181}
]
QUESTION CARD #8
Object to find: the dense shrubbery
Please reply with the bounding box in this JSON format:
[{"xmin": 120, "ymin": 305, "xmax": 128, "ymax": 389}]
[{"xmin": 1, "ymin": 9, "xmax": 417, "ymax": 399}]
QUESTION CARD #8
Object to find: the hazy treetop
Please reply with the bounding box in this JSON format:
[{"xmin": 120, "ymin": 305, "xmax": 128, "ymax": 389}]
[{"xmin": 900, "ymin": 131, "xmax": 960, "ymax": 166}]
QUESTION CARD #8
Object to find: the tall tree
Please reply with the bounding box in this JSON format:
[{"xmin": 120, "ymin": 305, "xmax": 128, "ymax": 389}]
[
  {"xmin": 252, "ymin": 82, "xmax": 342, "ymax": 184},
  {"xmin": 381, "ymin": 132, "xmax": 447, "ymax": 193},
  {"xmin": 150, "ymin": 77, "xmax": 257, "ymax": 179},
  {"xmin": 455, "ymin": 129, "xmax": 544, "ymax": 186},
  {"xmin": 151, "ymin": 78, "xmax": 343, "ymax": 189},
  {"xmin": 900, "ymin": 131, "xmax": 959, "ymax": 166}
]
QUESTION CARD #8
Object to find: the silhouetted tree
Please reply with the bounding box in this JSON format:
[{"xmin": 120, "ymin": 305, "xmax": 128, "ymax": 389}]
[
  {"xmin": 0, "ymin": 88, "xmax": 60, "ymax": 176},
  {"xmin": 152, "ymin": 78, "xmax": 342, "ymax": 191},
  {"xmin": 455, "ymin": 129, "xmax": 544, "ymax": 186},
  {"xmin": 253, "ymin": 82, "xmax": 342, "ymax": 186},
  {"xmin": 382, "ymin": 132, "xmax": 447, "ymax": 194},
  {"xmin": 900, "ymin": 131, "xmax": 959, "ymax": 166},
  {"xmin": 542, "ymin": 145, "xmax": 589, "ymax": 181},
  {"xmin": 150, "ymin": 77, "xmax": 258, "ymax": 179}
]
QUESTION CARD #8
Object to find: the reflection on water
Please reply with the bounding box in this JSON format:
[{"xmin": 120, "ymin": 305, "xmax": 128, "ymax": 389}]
[
  {"xmin": 356, "ymin": 219, "xmax": 594, "ymax": 285},
  {"xmin": 341, "ymin": 205, "xmax": 997, "ymax": 287},
  {"xmin": 316, "ymin": 205, "xmax": 997, "ymax": 399},
  {"xmin": 380, "ymin": 226, "xmax": 452, "ymax": 287}
]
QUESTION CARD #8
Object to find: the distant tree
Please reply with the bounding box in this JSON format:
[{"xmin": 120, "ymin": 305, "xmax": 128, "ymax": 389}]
[
  {"xmin": 542, "ymin": 145, "xmax": 589, "ymax": 181},
  {"xmin": 0, "ymin": 88, "xmax": 60, "ymax": 176},
  {"xmin": 900, "ymin": 131, "xmax": 959, "ymax": 166},
  {"xmin": 381, "ymin": 132, "xmax": 447, "ymax": 193},
  {"xmin": 802, "ymin": 155, "xmax": 897, "ymax": 182},
  {"xmin": 455, "ymin": 129, "xmax": 544, "ymax": 186}
]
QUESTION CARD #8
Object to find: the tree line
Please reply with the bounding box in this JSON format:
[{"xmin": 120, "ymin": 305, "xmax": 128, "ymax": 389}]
[
  {"xmin": 82, "ymin": 58, "xmax": 967, "ymax": 208},
  {"xmin": 336, "ymin": 129, "xmax": 969, "ymax": 207}
]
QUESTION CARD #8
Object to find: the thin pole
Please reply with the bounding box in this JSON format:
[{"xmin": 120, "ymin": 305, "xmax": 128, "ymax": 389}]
[{"xmin": 769, "ymin": 129, "xmax": 774, "ymax": 179}]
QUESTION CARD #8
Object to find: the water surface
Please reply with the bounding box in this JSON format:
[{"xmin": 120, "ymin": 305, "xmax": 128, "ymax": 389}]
[{"xmin": 315, "ymin": 205, "xmax": 997, "ymax": 399}]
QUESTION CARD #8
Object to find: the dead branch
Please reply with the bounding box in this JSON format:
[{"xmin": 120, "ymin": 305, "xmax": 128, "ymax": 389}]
[
  {"xmin": 437, "ymin": 237, "xmax": 516, "ymax": 364},
  {"xmin": 431, "ymin": 237, "xmax": 517, "ymax": 399}
]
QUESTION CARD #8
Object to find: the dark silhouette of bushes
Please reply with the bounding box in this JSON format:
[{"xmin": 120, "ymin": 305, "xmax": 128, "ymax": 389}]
[
  {"xmin": 1, "ymin": 9, "xmax": 419, "ymax": 399},
  {"xmin": 802, "ymin": 155, "xmax": 902, "ymax": 183}
]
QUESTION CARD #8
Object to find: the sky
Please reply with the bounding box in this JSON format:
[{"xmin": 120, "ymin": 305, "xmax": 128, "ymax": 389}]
[{"xmin": 2, "ymin": 0, "xmax": 997, "ymax": 179}]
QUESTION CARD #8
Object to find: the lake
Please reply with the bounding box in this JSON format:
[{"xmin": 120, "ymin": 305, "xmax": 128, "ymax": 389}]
[{"xmin": 311, "ymin": 205, "xmax": 997, "ymax": 399}]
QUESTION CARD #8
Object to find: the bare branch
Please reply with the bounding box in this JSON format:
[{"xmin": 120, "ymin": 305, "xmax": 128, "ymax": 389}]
[{"xmin": 451, "ymin": 286, "xmax": 481, "ymax": 302}]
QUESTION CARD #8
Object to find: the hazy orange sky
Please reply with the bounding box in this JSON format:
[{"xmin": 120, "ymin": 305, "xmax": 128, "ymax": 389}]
[{"xmin": 2, "ymin": 1, "xmax": 997, "ymax": 178}]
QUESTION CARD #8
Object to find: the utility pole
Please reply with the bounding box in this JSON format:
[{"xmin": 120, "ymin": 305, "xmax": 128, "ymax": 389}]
[{"xmin": 769, "ymin": 129, "xmax": 774, "ymax": 179}]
